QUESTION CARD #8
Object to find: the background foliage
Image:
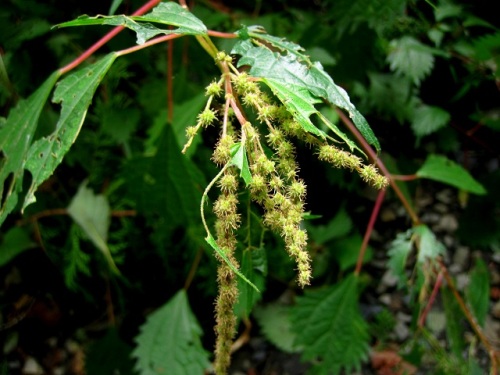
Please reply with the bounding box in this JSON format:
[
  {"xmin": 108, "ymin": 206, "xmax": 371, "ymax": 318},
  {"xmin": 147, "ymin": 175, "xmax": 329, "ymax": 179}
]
[{"xmin": 1, "ymin": 0, "xmax": 499, "ymax": 374}]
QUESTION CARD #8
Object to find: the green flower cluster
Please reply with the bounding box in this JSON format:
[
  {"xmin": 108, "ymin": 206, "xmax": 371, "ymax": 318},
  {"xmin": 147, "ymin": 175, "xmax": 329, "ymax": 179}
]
[{"xmin": 183, "ymin": 65, "xmax": 389, "ymax": 374}]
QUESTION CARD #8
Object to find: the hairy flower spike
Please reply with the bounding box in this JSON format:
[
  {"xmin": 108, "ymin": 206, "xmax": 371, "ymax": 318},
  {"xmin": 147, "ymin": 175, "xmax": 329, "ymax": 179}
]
[
  {"xmin": 258, "ymin": 104, "xmax": 280, "ymax": 121},
  {"xmin": 266, "ymin": 128, "xmax": 285, "ymax": 148},
  {"xmin": 360, "ymin": 165, "xmax": 389, "ymax": 189},
  {"xmin": 218, "ymin": 173, "xmax": 238, "ymax": 193},
  {"xmin": 212, "ymin": 134, "xmax": 235, "ymax": 165},
  {"xmin": 288, "ymin": 180, "xmax": 306, "ymax": 201},
  {"xmin": 198, "ymin": 108, "xmax": 217, "ymax": 127},
  {"xmin": 206, "ymin": 81, "xmax": 222, "ymax": 97},
  {"xmin": 268, "ymin": 175, "xmax": 284, "ymax": 192},
  {"xmin": 243, "ymin": 92, "xmax": 262, "ymax": 107}
]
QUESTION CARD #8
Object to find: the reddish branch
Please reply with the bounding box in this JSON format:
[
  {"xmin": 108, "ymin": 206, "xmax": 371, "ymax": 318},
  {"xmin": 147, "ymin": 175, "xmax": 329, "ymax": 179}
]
[
  {"xmin": 59, "ymin": 0, "xmax": 162, "ymax": 75},
  {"xmin": 335, "ymin": 108, "xmax": 420, "ymax": 225},
  {"xmin": 355, "ymin": 188, "xmax": 386, "ymax": 276}
]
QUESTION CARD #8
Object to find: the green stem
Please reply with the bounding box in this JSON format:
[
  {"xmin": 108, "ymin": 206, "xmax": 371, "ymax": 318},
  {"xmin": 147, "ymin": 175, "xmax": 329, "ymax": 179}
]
[
  {"xmin": 195, "ymin": 34, "xmax": 219, "ymax": 59},
  {"xmin": 200, "ymin": 163, "xmax": 231, "ymax": 237}
]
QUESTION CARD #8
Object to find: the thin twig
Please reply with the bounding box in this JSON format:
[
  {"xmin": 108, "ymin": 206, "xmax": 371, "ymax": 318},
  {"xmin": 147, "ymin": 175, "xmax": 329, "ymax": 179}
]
[
  {"xmin": 59, "ymin": 0, "xmax": 162, "ymax": 75},
  {"xmin": 418, "ymin": 268, "xmax": 443, "ymax": 327},
  {"xmin": 335, "ymin": 108, "xmax": 420, "ymax": 225},
  {"xmin": 439, "ymin": 260, "xmax": 499, "ymax": 368},
  {"xmin": 184, "ymin": 247, "xmax": 204, "ymax": 291},
  {"xmin": 354, "ymin": 188, "xmax": 386, "ymax": 276}
]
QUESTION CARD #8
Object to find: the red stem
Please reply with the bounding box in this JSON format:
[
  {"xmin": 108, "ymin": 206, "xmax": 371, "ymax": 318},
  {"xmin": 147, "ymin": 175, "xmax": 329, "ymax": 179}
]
[
  {"xmin": 354, "ymin": 188, "xmax": 386, "ymax": 275},
  {"xmin": 59, "ymin": 0, "xmax": 162, "ymax": 75},
  {"xmin": 418, "ymin": 269, "xmax": 443, "ymax": 327},
  {"xmin": 208, "ymin": 30, "xmax": 238, "ymax": 38},
  {"xmin": 391, "ymin": 174, "xmax": 418, "ymax": 181}
]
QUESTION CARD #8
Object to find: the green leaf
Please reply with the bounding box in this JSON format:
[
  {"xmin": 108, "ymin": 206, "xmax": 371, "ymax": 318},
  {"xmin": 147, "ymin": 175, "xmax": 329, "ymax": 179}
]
[
  {"xmin": 0, "ymin": 71, "xmax": 60, "ymax": 226},
  {"xmin": 234, "ymin": 248, "xmax": 265, "ymax": 319},
  {"xmin": 442, "ymin": 287, "xmax": 465, "ymax": 357},
  {"xmin": 465, "ymin": 258, "xmax": 490, "ymax": 327},
  {"xmin": 63, "ymin": 225, "xmax": 91, "ymax": 290},
  {"xmin": 253, "ymin": 303, "xmax": 301, "ymax": 353},
  {"xmin": 122, "ymin": 125, "xmax": 202, "ymax": 227},
  {"xmin": 411, "ymin": 105, "xmax": 450, "ymax": 138},
  {"xmin": 134, "ymin": 2, "xmax": 207, "ymax": 35},
  {"xmin": 263, "ymin": 78, "xmax": 361, "ymax": 153},
  {"xmin": 291, "ymin": 275, "xmax": 370, "ymax": 374},
  {"xmin": 67, "ymin": 181, "xmax": 117, "ymax": 273},
  {"xmin": 132, "ymin": 290, "xmax": 210, "ymax": 375},
  {"xmin": 387, "ymin": 230, "xmax": 413, "ymax": 288},
  {"xmin": 366, "ymin": 73, "xmax": 416, "ymax": 124},
  {"xmin": 307, "ymin": 208, "xmax": 352, "ymax": 245},
  {"xmin": 233, "ymin": 39, "xmax": 381, "ymax": 152},
  {"xmin": 0, "ymin": 227, "xmax": 37, "ymax": 267},
  {"xmin": 171, "ymin": 94, "xmax": 207, "ymax": 158},
  {"xmin": 57, "ymin": 2, "xmax": 207, "ymax": 44},
  {"xmin": 205, "ymin": 234, "xmax": 260, "ymax": 292},
  {"xmin": 262, "ymin": 78, "xmax": 324, "ymax": 138},
  {"xmin": 331, "ymin": 233, "xmax": 373, "ymax": 271},
  {"xmin": 230, "ymin": 142, "xmax": 252, "ymax": 185},
  {"xmin": 387, "ymin": 37, "xmax": 436, "ymax": 85},
  {"xmin": 108, "ymin": 0, "xmax": 124, "ymax": 15},
  {"xmin": 413, "ymin": 224, "xmax": 445, "ymax": 264},
  {"xmin": 416, "ymin": 154, "xmax": 487, "ymax": 195},
  {"xmin": 86, "ymin": 329, "xmax": 134, "ymax": 375},
  {"xmin": 24, "ymin": 53, "xmax": 117, "ymax": 211}
]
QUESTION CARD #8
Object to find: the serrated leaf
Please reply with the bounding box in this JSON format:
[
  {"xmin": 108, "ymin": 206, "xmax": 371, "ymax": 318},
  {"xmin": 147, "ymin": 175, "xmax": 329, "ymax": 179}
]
[
  {"xmin": 367, "ymin": 73, "xmax": 416, "ymax": 123},
  {"xmin": 57, "ymin": 2, "xmax": 207, "ymax": 44},
  {"xmin": 64, "ymin": 225, "xmax": 91, "ymax": 290},
  {"xmin": 331, "ymin": 233, "xmax": 373, "ymax": 271},
  {"xmin": 307, "ymin": 208, "xmax": 352, "ymax": 245},
  {"xmin": 471, "ymin": 32, "xmax": 500, "ymax": 62},
  {"xmin": 24, "ymin": 53, "xmax": 117, "ymax": 211},
  {"xmin": 411, "ymin": 105, "xmax": 450, "ymax": 138},
  {"xmin": 291, "ymin": 275, "xmax": 370, "ymax": 375},
  {"xmin": 262, "ymin": 78, "xmax": 323, "ymax": 137},
  {"xmin": 0, "ymin": 227, "xmax": 37, "ymax": 267},
  {"xmin": 387, "ymin": 37, "xmax": 435, "ymax": 85},
  {"xmin": 465, "ymin": 258, "xmax": 490, "ymax": 327},
  {"xmin": 387, "ymin": 230, "xmax": 413, "ymax": 288},
  {"xmin": 253, "ymin": 303, "xmax": 300, "ymax": 353},
  {"xmin": 416, "ymin": 154, "xmax": 486, "ymax": 195},
  {"xmin": 67, "ymin": 182, "xmax": 117, "ymax": 273},
  {"xmin": 122, "ymin": 125, "xmax": 201, "ymax": 227},
  {"xmin": 234, "ymin": 248, "xmax": 265, "ymax": 319},
  {"xmin": 132, "ymin": 290, "xmax": 210, "ymax": 375},
  {"xmin": 0, "ymin": 71, "xmax": 60, "ymax": 226},
  {"xmin": 234, "ymin": 40, "xmax": 381, "ymax": 152},
  {"xmin": 413, "ymin": 224, "xmax": 444, "ymax": 264},
  {"xmin": 230, "ymin": 142, "xmax": 252, "ymax": 185},
  {"xmin": 205, "ymin": 234, "xmax": 260, "ymax": 292}
]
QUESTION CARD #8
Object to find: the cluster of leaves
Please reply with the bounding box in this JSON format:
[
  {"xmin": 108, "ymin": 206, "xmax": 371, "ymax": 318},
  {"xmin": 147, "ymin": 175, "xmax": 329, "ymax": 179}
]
[{"xmin": 1, "ymin": 0, "xmax": 499, "ymax": 375}]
